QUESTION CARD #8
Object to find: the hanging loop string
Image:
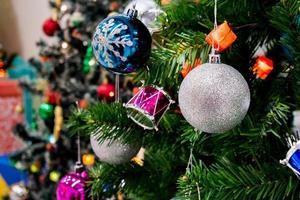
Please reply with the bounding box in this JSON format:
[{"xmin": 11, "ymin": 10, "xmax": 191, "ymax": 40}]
[
  {"xmin": 115, "ymin": 74, "xmax": 120, "ymax": 103},
  {"xmin": 209, "ymin": 0, "xmax": 221, "ymax": 64},
  {"xmin": 214, "ymin": 0, "xmax": 218, "ymax": 29},
  {"xmin": 211, "ymin": 0, "xmax": 220, "ymax": 54},
  {"xmin": 75, "ymin": 101, "xmax": 82, "ymax": 164},
  {"xmin": 77, "ymin": 134, "xmax": 81, "ymax": 163}
]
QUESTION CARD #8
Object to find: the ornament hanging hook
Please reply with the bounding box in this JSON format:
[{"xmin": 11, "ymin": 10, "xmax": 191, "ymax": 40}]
[
  {"xmin": 209, "ymin": 0, "xmax": 221, "ymax": 64},
  {"xmin": 127, "ymin": 0, "xmax": 138, "ymax": 18}
]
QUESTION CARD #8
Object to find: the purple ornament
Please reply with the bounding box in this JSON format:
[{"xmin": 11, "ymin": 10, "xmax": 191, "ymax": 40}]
[
  {"xmin": 56, "ymin": 170, "xmax": 89, "ymax": 200},
  {"xmin": 125, "ymin": 85, "xmax": 173, "ymax": 130}
]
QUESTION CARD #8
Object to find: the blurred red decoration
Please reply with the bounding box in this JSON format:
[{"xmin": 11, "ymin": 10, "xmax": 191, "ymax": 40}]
[
  {"xmin": 45, "ymin": 89, "xmax": 61, "ymax": 105},
  {"xmin": 97, "ymin": 83, "xmax": 115, "ymax": 101},
  {"xmin": 181, "ymin": 58, "xmax": 201, "ymax": 78},
  {"xmin": 205, "ymin": 21, "xmax": 237, "ymax": 52},
  {"xmin": 46, "ymin": 143, "xmax": 55, "ymax": 152},
  {"xmin": 79, "ymin": 99, "xmax": 88, "ymax": 109},
  {"xmin": 43, "ymin": 18, "xmax": 60, "ymax": 37},
  {"xmin": 71, "ymin": 29, "xmax": 82, "ymax": 40},
  {"xmin": 0, "ymin": 61, "xmax": 4, "ymax": 68},
  {"xmin": 40, "ymin": 56, "xmax": 50, "ymax": 63},
  {"xmin": 109, "ymin": 1, "xmax": 120, "ymax": 11},
  {"xmin": 252, "ymin": 56, "xmax": 273, "ymax": 80}
]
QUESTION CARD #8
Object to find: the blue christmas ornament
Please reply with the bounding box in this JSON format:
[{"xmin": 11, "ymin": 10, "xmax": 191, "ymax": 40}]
[
  {"xmin": 92, "ymin": 9, "xmax": 152, "ymax": 74},
  {"xmin": 281, "ymin": 140, "xmax": 300, "ymax": 178}
]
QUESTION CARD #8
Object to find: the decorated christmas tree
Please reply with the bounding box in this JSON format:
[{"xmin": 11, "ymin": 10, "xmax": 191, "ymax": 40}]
[
  {"xmin": 11, "ymin": 0, "xmax": 300, "ymax": 199},
  {"xmin": 68, "ymin": 0, "xmax": 300, "ymax": 199}
]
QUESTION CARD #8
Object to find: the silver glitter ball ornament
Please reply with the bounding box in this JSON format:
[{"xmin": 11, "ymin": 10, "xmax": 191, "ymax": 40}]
[
  {"xmin": 90, "ymin": 135, "xmax": 141, "ymax": 164},
  {"xmin": 178, "ymin": 63, "xmax": 250, "ymax": 133}
]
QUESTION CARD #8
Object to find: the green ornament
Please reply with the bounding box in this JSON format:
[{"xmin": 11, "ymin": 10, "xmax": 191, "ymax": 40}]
[
  {"xmin": 31, "ymin": 121, "xmax": 38, "ymax": 130},
  {"xmin": 70, "ymin": 11, "xmax": 84, "ymax": 28},
  {"xmin": 86, "ymin": 46, "xmax": 93, "ymax": 55},
  {"xmin": 82, "ymin": 62, "xmax": 91, "ymax": 74},
  {"xmin": 82, "ymin": 45, "xmax": 96, "ymax": 74},
  {"xmin": 39, "ymin": 103, "xmax": 54, "ymax": 120},
  {"xmin": 72, "ymin": 20, "xmax": 82, "ymax": 28}
]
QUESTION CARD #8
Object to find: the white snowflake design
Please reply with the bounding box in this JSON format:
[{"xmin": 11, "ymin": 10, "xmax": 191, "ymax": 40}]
[{"xmin": 93, "ymin": 18, "xmax": 134, "ymax": 68}]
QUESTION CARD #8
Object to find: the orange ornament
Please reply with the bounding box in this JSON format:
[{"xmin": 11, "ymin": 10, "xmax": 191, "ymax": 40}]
[
  {"xmin": 181, "ymin": 58, "xmax": 201, "ymax": 78},
  {"xmin": 79, "ymin": 99, "xmax": 88, "ymax": 109},
  {"xmin": 205, "ymin": 21, "xmax": 237, "ymax": 52},
  {"xmin": 109, "ymin": 1, "xmax": 120, "ymax": 11},
  {"xmin": 82, "ymin": 153, "xmax": 95, "ymax": 166},
  {"xmin": 0, "ymin": 69, "xmax": 6, "ymax": 77},
  {"xmin": 40, "ymin": 56, "xmax": 50, "ymax": 63},
  {"xmin": 161, "ymin": 0, "xmax": 172, "ymax": 5},
  {"xmin": 252, "ymin": 56, "xmax": 273, "ymax": 80},
  {"xmin": 132, "ymin": 87, "xmax": 140, "ymax": 95},
  {"xmin": 46, "ymin": 143, "xmax": 55, "ymax": 152}
]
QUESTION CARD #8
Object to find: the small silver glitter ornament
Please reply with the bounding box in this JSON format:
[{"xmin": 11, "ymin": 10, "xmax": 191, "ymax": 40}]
[
  {"xmin": 178, "ymin": 55, "xmax": 250, "ymax": 133},
  {"xmin": 124, "ymin": 0, "xmax": 164, "ymax": 34},
  {"xmin": 90, "ymin": 135, "xmax": 141, "ymax": 164}
]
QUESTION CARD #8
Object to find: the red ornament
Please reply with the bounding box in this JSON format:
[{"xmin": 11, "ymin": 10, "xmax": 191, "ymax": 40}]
[
  {"xmin": 40, "ymin": 56, "xmax": 50, "ymax": 63},
  {"xmin": 46, "ymin": 143, "xmax": 55, "ymax": 152},
  {"xmin": 43, "ymin": 18, "xmax": 60, "ymax": 37},
  {"xmin": 252, "ymin": 56, "xmax": 273, "ymax": 80},
  {"xmin": 45, "ymin": 89, "xmax": 61, "ymax": 105},
  {"xmin": 181, "ymin": 58, "xmax": 201, "ymax": 78},
  {"xmin": 97, "ymin": 83, "xmax": 115, "ymax": 101},
  {"xmin": 205, "ymin": 21, "xmax": 237, "ymax": 52}
]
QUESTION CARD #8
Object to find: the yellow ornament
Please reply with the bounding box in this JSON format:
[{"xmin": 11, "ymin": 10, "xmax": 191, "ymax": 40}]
[
  {"xmin": 180, "ymin": 175, "xmax": 188, "ymax": 182},
  {"xmin": 54, "ymin": 106, "xmax": 63, "ymax": 116},
  {"xmin": 117, "ymin": 191, "xmax": 124, "ymax": 200},
  {"xmin": 55, "ymin": 116, "xmax": 64, "ymax": 127},
  {"xmin": 53, "ymin": 106, "xmax": 63, "ymax": 139},
  {"xmin": 30, "ymin": 163, "xmax": 40, "ymax": 173},
  {"xmin": 0, "ymin": 175, "xmax": 9, "ymax": 198},
  {"xmin": 49, "ymin": 171, "xmax": 61, "ymax": 182},
  {"xmin": 131, "ymin": 147, "xmax": 145, "ymax": 167},
  {"xmin": 15, "ymin": 104, "xmax": 23, "ymax": 113},
  {"xmin": 82, "ymin": 154, "xmax": 95, "ymax": 166},
  {"xmin": 55, "ymin": 0, "xmax": 62, "ymax": 7}
]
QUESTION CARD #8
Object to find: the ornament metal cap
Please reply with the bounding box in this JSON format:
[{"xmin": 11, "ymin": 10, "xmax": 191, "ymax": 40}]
[
  {"xmin": 74, "ymin": 161, "xmax": 84, "ymax": 172},
  {"xmin": 126, "ymin": 7, "xmax": 138, "ymax": 18},
  {"xmin": 209, "ymin": 49, "xmax": 221, "ymax": 64},
  {"xmin": 280, "ymin": 138, "xmax": 300, "ymax": 178}
]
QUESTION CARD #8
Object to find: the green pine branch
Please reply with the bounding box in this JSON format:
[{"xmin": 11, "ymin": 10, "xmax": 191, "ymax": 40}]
[
  {"xmin": 176, "ymin": 158, "xmax": 300, "ymax": 200},
  {"xmin": 67, "ymin": 103, "xmax": 148, "ymax": 144}
]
